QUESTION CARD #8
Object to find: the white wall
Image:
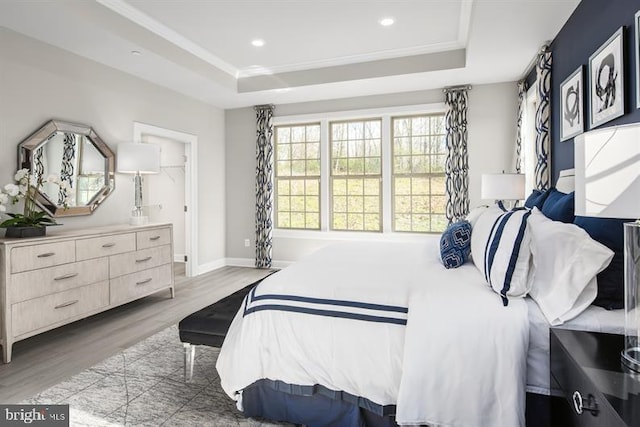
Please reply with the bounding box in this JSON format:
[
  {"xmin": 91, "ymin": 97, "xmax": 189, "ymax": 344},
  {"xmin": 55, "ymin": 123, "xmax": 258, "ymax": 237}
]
[
  {"xmin": 0, "ymin": 28, "xmax": 226, "ymax": 272},
  {"xmin": 225, "ymin": 83, "xmax": 518, "ymax": 264}
]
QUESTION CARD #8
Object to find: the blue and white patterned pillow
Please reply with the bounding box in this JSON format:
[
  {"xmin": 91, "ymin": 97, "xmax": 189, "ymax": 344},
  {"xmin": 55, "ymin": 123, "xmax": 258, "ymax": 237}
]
[
  {"xmin": 440, "ymin": 220, "xmax": 472, "ymax": 269},
  {"xmin": 470, "ymin": 204, "xmax": 532, "ymax": 305}
]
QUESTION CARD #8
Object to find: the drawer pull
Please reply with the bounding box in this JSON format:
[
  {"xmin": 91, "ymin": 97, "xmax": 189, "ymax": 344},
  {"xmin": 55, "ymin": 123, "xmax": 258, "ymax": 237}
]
[
  {"xmin": 37, "ymin": 252, "xmax": 55, "ymax": 258},
  {"xmin": 136, "ymin": 278, "xmax": 152, "ymax": 286},
  {"xmin": 54, "ymin": 273, "xmax": 78, "ymax": 281},
  {"xmin": 149, "ymin": 236, "xmax": 161, "ymax": 241},
  {"xmin": 102, "ymin": 243, "xmax": 116, "ymax": 248},
  {"xmin": 136, "ymin": 256, "xmax": 153, "ymax": 263},
  {"xmin": 572, "ymin": 391, "xmax": 599, "ymax": 416},
  {"xmin": 55, "ymin": 300, "xmax": 79, "ymax": 309}
]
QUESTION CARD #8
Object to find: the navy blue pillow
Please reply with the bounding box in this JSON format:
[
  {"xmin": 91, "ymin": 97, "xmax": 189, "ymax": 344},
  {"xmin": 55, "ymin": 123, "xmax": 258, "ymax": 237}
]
[
  {"xmin": 524, "ymin": 189, "xmax": 551, "ymax": 209},
  {"xmin": 574, "ymin": 216, "xmax": 629, "ymax": 309},
  {"xmin": 541, "ymin": 189, "xmax": 575, "ymax": 223},
  {"xmin": 440, "ymin": 220, "xmax": 472, "ymax": 269}
]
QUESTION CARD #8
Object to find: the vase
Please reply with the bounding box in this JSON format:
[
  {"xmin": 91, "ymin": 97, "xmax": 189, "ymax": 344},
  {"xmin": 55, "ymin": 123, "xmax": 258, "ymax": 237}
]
[{"xmin": 4, "ymin": 226, "xmax": 46, "ymax": 238}]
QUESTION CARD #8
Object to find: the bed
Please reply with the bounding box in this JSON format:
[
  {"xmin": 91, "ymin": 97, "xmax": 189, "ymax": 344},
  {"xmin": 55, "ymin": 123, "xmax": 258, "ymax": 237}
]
[{"xmin": 216, "ymin": 170, "xmax": 625, "ymax": 427}]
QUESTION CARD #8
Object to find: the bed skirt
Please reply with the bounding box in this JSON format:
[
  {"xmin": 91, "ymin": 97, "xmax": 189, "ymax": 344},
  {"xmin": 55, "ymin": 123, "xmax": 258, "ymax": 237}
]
[
  {"xmin": 242, "ymin": 379, "xmax": 397, "ymax": 427},
  {"xmin": 242, "ymin": 380, "xmax": 566, "ymax": 427}
]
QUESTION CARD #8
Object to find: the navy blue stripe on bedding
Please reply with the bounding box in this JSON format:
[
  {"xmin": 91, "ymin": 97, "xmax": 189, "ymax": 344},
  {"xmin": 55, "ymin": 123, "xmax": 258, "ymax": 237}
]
[
  {"xmin": 243, "ymin": 305, "xmax": 407, "ymax": 325},
  {"xmin": 500, "ymin": 211, "xmax": 531, "ymax": 306},
  {"xmin": 486, "ymin": 211, "xmax": 516, "ymax": 288},
  {"xmin": 483, "ymin": 212, "xmax": 509, "ymax": 284},
  {"xmin": 250, "ymin": 291, "xmax": 408, "ymax": 313},
  {"xmin": 243, "ymin": 286, "xmax": 408, "ymax": 325}
]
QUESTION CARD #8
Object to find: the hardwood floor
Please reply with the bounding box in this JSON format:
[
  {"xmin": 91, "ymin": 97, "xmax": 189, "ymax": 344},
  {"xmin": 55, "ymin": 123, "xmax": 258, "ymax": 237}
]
[{"xmin": 0, "ymin": 264, "xmax": 274, "ymax": 403}]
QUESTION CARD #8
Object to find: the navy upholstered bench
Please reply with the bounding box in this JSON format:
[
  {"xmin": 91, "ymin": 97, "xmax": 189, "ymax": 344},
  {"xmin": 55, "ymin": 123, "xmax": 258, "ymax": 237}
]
[{"xmin": 178, "ymin": 280, "xmax": 262, "ymax": 381}]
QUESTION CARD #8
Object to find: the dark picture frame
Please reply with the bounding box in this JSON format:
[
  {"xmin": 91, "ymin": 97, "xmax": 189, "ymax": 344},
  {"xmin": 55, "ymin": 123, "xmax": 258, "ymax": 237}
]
[
  {"xmin": 588, "ymin": 27, "xmax": 625, "ymax": 129},
  {"xmin": 635, "ymin": 10, "xmax": 640, "ymax": 109},
  {"xmin": 560, "ymin": 66, "xmax": 584, "ymax": 141}
]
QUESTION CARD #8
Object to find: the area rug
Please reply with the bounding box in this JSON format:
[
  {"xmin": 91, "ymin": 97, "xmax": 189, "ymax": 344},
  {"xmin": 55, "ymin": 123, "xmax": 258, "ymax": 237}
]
[{"xmin": 22, "ymin": 325, "xmax": 287, "ymax": 427}]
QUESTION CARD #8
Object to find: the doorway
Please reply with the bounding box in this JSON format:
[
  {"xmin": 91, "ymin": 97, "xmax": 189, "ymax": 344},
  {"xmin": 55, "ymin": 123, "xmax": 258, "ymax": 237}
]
[{"xmin": 133, "ymin": 122, "xmax": 198, "ymax": 277}]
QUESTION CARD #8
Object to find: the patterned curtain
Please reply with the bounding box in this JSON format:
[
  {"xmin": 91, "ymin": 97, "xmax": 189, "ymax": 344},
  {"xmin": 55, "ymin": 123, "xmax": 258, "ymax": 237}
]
[
  {"xmin": 255, "ymin": 104, "xmax": 275, "ymax": 268},
  {"xmin": 444, "ymin": 87, "xmax": 470, "ymax": 225},
  {"xmin": 534, "ymin": 47, "xmax": 551, "ymax": 190},
  {"xmin": 514, "ymin": 80, "xmax": 527, "ymax": 173}
]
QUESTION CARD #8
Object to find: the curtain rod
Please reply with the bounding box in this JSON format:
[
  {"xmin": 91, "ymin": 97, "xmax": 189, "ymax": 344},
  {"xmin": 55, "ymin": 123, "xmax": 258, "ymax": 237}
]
[
  {"xmin": 443, "ymin": 84, "xmax": 472, "ymax": 93},
  {"xmin": 519, "ymin": 43, "xmax": 551, "ymax": 81},
  {"xmin": 254, "ymin": 104, "xmax": 275, "ymax": 110}
]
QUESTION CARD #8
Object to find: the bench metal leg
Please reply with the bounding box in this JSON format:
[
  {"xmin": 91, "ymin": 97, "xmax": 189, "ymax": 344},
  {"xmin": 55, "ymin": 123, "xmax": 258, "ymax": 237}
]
[{"xmin": 183, "ymin": 342, "xmax": 196, "ymax": 382}]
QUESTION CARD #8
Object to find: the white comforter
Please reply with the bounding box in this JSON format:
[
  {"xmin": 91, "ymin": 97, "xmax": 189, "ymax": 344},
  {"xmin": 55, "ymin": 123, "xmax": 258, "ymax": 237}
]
[{"xmin": 216, "ymin": 240, "xmax": 529, "ymax": 427}]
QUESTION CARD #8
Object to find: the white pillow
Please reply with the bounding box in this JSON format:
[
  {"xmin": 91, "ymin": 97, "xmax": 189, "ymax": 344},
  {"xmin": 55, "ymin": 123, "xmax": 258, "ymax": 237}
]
[
  {"xmin": 466, "ymin": 205, "xmax": 489, "ymax": 228},
  {"xmin": 527, "ymin": 208, "xmax": 614, "ymax": 325},
  {"xmin": 470, "ymin": 204, "xmax": 532, "ymax": 305}
]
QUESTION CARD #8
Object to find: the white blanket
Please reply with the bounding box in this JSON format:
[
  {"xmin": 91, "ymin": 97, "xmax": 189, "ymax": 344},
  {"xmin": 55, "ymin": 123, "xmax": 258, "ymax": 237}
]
[
  {"xmin": 397, "ymin": 259, "xmax": 529, "ymax": 427},
  {"xmin": 216, "ymin": 240, "xmax": 529, "ymax": 426}
]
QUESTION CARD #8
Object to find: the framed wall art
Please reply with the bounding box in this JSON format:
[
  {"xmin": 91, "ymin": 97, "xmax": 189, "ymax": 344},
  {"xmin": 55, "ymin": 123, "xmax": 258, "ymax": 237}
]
[
  {"xmin": 560, "ymin": 66, "xmax": 584, "ymax": 141},
  {"xmin": 588, "ymin": 26, "xmax": 624, "ymax": 129},
  {"xmin": 635, "ymin": 10, "xmax": 640, "ymax": 109}
]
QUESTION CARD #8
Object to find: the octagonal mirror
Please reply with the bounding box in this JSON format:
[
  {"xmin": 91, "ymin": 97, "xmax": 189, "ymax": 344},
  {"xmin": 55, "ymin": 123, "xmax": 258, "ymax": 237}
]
[{"xmin": 18, "ymin": 120, "xmax": 115, "ymax": 217}]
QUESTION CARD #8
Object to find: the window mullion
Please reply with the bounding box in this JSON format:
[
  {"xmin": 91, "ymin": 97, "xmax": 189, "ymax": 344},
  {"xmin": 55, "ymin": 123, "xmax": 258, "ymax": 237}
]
[
  {"xmin": 381, "ymin": 115, "xmax": 392, "ymax": 233},
  {"xmin": 320, "ymin": 119, "xmax": 330, "ymax": 232}
]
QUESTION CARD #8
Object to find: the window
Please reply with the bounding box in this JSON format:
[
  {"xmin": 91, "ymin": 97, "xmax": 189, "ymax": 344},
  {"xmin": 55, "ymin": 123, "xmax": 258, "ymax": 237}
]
[
  {"xmin": 274, "ymin": 123, "xmax": 321, "ymax": 229},
  {"xmin": 392, "ymin": 114, "xmax": 447, "ymax": 232},
  {"xmin": 330, "ymin": 119, "xmax": 382, "ymax": 231},
  {"xmin": 273, "ymin": 104, "xmax": 447, "ymax": 235}
]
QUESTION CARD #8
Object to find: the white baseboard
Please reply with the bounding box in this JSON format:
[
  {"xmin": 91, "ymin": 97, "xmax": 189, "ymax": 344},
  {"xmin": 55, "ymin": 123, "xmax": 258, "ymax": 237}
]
[
  {"xmin": 224, "ymin": 257, "xmax": 255, "ymax": 267},
  {"xmin": 196, "ymin": 258, "xmax": 227, "ymax": 275}
]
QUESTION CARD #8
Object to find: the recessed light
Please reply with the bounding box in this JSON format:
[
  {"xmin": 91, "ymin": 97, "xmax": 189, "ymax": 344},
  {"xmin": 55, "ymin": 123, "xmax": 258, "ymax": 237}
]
[
  {"xmin": 131, "ymin": 50, "xmax": 141, "ymax": 56},
  {"xmin": 251, "ymin": 39, "xmax": 265, "ymax": 47},
  {"xmin": 379, "ymin": 17, "xmax": 395, "ymax": 27}
]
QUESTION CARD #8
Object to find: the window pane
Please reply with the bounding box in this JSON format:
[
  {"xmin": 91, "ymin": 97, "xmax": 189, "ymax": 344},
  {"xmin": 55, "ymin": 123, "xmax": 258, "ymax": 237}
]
[
  {"xmin": 333, "ymin": 179, "xmax": 347, "ymax": 195},
  {"xmin": 291, "ymin": 143, "xmax": 306, "ymax": 159},
  {"xmin": 307, "ymin": 125, "xmax": 320, "ymax": 142},
  {"xmin": 277, "ymin": 161, "xmax": 291, "ymax": 177},
  {"xmin": 395, "ymin": 177, "xmax": 411, "ymax": 195},
  {"xmin": 391, "ymin": 114, "xmax": 447, "ymax": 233},
  {"xmin": 333, "ymin": 213, "xmax": 347, "ymax": 229},
  {"xmin": 278, "ymin": 196, "xmax": 290, "ymax": 212},
  {"xmin": 277, "ymin": 127, "xmax": 290, "ymax": 143},
  {"xmin": 278, "ymin": 212, "xmax": 291, "ymax": 228},
  {"xmin": 275, "ymin": 122, "xmax": 321, "ymax": 230},
  {"xmin": 291, "ymin": 160, "xmax": 306, "ymax": 176}
]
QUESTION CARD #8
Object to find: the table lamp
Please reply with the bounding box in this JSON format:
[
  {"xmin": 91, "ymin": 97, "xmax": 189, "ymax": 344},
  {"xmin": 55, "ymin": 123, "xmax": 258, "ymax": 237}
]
[
  {"xmin": 574, "ymin": 123, "xmax": 640, "ymax": 372},
  {"xmin": 116, "ymin": 142, "xmax": 160, "ymax": 225},
  {"xmin": 481, "ymin": 172, "xmax": 525, "ymax": 208}
]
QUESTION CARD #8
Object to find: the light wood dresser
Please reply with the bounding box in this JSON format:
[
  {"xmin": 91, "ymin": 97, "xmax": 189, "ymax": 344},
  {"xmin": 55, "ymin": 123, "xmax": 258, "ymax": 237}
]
[{"xmin": 0, "ymin": 223, "xmax": 174, "ymax": 363}]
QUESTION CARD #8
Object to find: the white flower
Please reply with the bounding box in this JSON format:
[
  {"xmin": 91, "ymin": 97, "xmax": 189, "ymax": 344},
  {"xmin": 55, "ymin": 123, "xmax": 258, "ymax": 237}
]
[
  {"xmin": 14, "ymin": 169, "xmax": 28, "ymax": 182},
  {"xmin": 0, "ymin": 193, "xmax": 8, "ymax": 205},
  {"xmin": 4, "ymin": 183, "xmax": 19, "ymax": 197},
  {"xmin": 0, "ymin": 204, "xmax": 6, "ymax": 212}
]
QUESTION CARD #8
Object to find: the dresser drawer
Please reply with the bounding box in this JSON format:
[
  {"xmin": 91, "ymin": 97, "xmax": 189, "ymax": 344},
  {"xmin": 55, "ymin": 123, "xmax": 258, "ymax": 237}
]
[
  {"xmin": 76, "ymin": 233, "xmax": 136, "ymax": 261},
  {"xmin": 10, "ymin": 241, "xmax": 76, "ymax": 273},
  {"xmin": 136, "ymin": 227, "xmax": 171, "ymax": 250},
  {"xmin": 551, "ymin": 333, "xmax": 626, "ymax": 427},
  {"xmin": 110, "ymin": 264, "xmax": 172, "ymax": 305},
  {"xmin": 10, "ymin": 258, "xmax": 108, "ymax": 303},
  {"xmin": 11, "ymin": 281, "xmax": 109, "ymax": 337},
  {"xmin": 109, "ymin": 245, "xmax": 172, "ymax": 278}
]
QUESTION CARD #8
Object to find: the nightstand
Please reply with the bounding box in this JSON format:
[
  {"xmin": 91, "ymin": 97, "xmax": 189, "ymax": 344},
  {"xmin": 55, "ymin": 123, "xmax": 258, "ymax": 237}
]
[{"xmin": 550, "ymin": 329, "xmax": 640, "ymax": 426}]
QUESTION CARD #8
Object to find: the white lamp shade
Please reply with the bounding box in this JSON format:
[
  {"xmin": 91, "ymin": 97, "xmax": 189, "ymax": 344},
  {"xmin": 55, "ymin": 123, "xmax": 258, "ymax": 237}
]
[
  {"xmin": 481, "ymin": 173, "xmax": 525, "ymax": 200},
  {"xmin": 116, "ymin": 143, "xmax": 160, "ymax": 174},
  {"xmin": 574, "ymin": 123, "xmax": 640, "ymax": 218}
]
